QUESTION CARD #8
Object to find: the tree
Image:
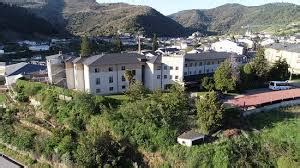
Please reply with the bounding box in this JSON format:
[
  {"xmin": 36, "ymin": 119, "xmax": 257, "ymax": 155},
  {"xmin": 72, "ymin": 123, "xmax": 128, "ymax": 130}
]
[
  {"xmin": 269, "ymin": 58, "xmax": 289, "ymax": 81},
  {"xmin": 75, "ymin": 131, "xmax": 128, "ymax": 167},
  {"xmin": 214, "ymin": 60, "xmax": 237, "ymax": 93},
  {"xmin": 252, "ymin": 47, "xmax": 269, "ymax": 79},
  {"xmin": 112, "ymin": 35, "xmax": 123, "ymax": 53},
  {"xmin": 196, "ymin": 91, "xmax": 224, "ymax": 133},
  {"xmin": 124, "ymin": 70, "xmax": 134, "ymax": 86},
  {"xmin": 201, "ymin": 77, "xmax": 215, "ymax": 91},
  {"xmin": 152, "ymin": 34, "xmax": 159, "ymax": 51},
  {"xmin": 125, "ymin": 81, "xmax": 147, "ymax": 101},
  {"xmin": 80, "ymin": 35, "xmax": 92, "ymax": 57}
]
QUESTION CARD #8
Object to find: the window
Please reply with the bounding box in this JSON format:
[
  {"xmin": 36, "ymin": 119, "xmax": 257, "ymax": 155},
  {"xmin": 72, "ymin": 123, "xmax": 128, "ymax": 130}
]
[
  {"xmin": 132, "ymin": 70, "xmax": 136, "ymax": 75},
  {"xmin": 175, "ymin": 76, "xmax": 179, "ymax": 80},
  {"xmin": 184, "ymin": 72, "xmax": 187, "ymax": 76},
  {"xmin": 109, "ymin": 76, "xmax": 113, "ymax": 83},
  {"xmin": 195, "ymin": 62, "xmax": 197, "ymax": 66},
  {"xmin": 199, "ymin": 70, "xmax": 202, "ymax": 74},
  {"xmin": 164, "ymin": 66, "xmax": 168, "ymax": 70},
  {"xmin": 185, "ymin": 64, "xmax": 188, "ymax": 67},
  {"xmin": 206, "ymin": 69, "xmax": 209, "ymax": 73},
  {"xmin": 164, "ymin": 75, "xmax": 168, "ymax": 79},
  {"xmin": 199, "ymin": 62, "xmax": 203, "ymax": 66},
  {"xmin": 156, "ymin": 66, "xmax": 161, "ymax": 70},
  {"xmin": 189, "ymin": 63, "xmax": 193, "ymax": 67},
  {"xmin": 94, "ymin": 68, "xmax": 100, "ymax": 73},
  {"xmin": 109, "ymin": 87, "xmax": 114, "ymax": 91},
  {"xmin": 170, "ymin": 66, "xmax": 174, "ymax": 70},
  {"xmin": 175, "ymin": 66, "xmax": 179, "ymax": 70},
  {"xmin": 122, "ymin": 85, "xmax": 126, "ymax": 89},
  {"xmin": 96, "ymin": 78, "xmax": 100, "ymax": 85},
  {"xmin": 189, "ymin": 71, "xmax": 192, "ymax": 75},
  {"xmin": 170, "ymin": 75, "xmax": 173, "ymax": 79},
  {"xmin": 121, "ymin": 66, "xmax": 126, "ymax": 70},
  {"xmin": 212, "ymin": 61, "xmax": 214, "ymax": 65},
  {"xmin": 207, "ymin": 61, "xmax": 210, "ymax": 65},
  {"xmin": 122, "ymin": 75, "xmax": 126, "ymax": 82},
  {"xmin": 96, "ymin": 89, "xmax": 101, "ymax": 93},
  {"xmin": 157, "ymin": 75, "xmax": 161, "ymax": 79},
  {"xmin": 108, "ymin": 67, "xmax": 113, "ymax": 71}
]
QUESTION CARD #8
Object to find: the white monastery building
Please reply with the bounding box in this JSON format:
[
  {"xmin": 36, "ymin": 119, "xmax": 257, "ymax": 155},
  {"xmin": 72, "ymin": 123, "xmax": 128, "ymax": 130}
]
[{"xmin": 47, "ymin": 51, "xmax": 247, "ymax": 95}]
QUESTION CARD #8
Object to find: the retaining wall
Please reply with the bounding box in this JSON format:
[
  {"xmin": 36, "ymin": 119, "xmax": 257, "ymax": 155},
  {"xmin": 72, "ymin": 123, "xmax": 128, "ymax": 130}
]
[{"xmin": 243, "ymin": 99, "xmax": 300, "ymax": 117}]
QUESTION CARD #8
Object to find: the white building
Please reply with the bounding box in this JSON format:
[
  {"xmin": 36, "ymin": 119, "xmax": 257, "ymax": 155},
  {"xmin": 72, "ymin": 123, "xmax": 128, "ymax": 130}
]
[
  {"xmin": 29, "ymin": 45, "xmax": 50, "ymax": 52},
  {"xmin": 237, "ymin": 39, "xmax": 254, "ymax": 49},
  {"xmin": 46, "ymin": 51, "xmax": 247, "ymax": 95},
  {"xmin": 261, "ymin": 39, "xmax": 275, "ymax": 46},
  {"xmin": 211, "ymin": 40, "xmax": 245, "ymax": 55},
  {"xmin": 265, "ymin": 43, "xmax": 300, "ymax": 74}
]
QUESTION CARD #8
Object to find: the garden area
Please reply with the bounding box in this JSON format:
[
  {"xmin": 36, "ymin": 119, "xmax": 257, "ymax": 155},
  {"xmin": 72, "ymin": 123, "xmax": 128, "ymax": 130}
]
[{"xmin": 0, "ymin": 79, "xmax": 299, "ymax": 167}]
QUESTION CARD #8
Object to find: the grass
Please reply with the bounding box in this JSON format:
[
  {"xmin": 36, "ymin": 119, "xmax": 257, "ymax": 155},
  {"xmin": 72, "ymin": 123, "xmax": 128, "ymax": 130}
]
[
  {"xmin": 163, "ymin": 106, "xmax": 300, "ymax": 167},
  {"xmin": 106, "ymin": 94, "xmax": 129, "ymax": 102},
  {"xmin": 0, "ymin": 93, "xmax": 6, "ymax": 104}
]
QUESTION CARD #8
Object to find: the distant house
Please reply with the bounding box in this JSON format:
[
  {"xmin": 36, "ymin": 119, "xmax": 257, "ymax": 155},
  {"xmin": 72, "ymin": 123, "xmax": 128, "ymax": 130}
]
[
  {"xmin": 156, "ymin": 47, "xmax": 180, "ymax": 55},
  {"xmin": 29, "ymin": 45, "xmax": 50, "ymax": 52},
  {"xmin": 211, "ymin": 40, "xmax": 245, "ymax": 55},
  {"xmin": 177, "ymin": 130, "xmax": 206, "ymax": 147},
  {"xmin": 261, "ymin": 39, "xmax": 275, "ymax": 46},
  {"xmin": 3, "ymin": 62, "xmax": 47, "ymax": 86},
  {"xmin": 187, "ymin": 49, "xmax": 203, "ymax": 54},
  {"xmin": 237, "ymin": 39, "xmax": 254, "ymax": 49}
]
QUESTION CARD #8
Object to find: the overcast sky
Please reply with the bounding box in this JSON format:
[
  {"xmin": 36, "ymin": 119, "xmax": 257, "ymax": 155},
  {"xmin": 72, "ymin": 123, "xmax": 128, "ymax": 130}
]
[{"xmin": 96, "ymin": 0, "xmax": 300, "ymax": 15}]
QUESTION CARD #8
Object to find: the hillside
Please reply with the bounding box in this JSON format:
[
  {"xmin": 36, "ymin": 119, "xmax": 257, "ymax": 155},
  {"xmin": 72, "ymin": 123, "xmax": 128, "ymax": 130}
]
[
  {"xmin": 0, "ymin": 0, "xmax": 188, "ymax": 37},
  {"xmin": 0, "ymin": 2, "xmax": 57, "ymax": 41},
  {"xmin": 169, "ymin": 3, "xmax": 300, "ymax": 34}
]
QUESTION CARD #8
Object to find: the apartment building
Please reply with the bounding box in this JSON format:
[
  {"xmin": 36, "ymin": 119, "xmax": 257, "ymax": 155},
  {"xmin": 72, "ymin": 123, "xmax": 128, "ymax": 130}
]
[
  {"xmin": 47, "ymin": 51, "xmax": 247, "ymax": 95},
  {"xmin": 265, "ymin": 43, "xmax": 300, "ymax": 74}
]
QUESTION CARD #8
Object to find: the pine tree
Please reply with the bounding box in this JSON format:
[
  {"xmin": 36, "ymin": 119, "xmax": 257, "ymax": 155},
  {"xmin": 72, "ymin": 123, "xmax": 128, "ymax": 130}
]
[
  {"xmin": 80, "ymin": 35, "xmax": 92, "ymax": 57},
  {"xmin": 113, "ymin": 35, "xmax": 123, "ymax": 53},
  {"xmin": 196, "ymin": 91, "xmax": 224, "ymax": 133},
  {"xmin": 214, "ymin": 60, "xmax": 237, "ymax": 93},
  {"xmin": 152, "ymin": 34, "xmax": 159, "ymax": 51}
]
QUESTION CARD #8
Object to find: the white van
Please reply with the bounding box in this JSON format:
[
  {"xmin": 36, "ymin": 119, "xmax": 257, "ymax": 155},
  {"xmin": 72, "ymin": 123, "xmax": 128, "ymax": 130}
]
[{"xmin": 269, "ymin": 81, "xmax": 292, "ymax": 91}]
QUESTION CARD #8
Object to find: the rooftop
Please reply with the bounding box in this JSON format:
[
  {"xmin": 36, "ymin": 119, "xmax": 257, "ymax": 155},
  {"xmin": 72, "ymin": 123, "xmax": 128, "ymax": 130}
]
[
  {"xmin": 185, "ymin": 52, "xmax": 244, "ymax": 61},
  {"xmin": 266, "ymin": 43, "xmax": 300, "ymax": 53},
  {"xmin": 0, "ymin": 155, "xmax": 23, "ymax": 168},
  {"xmin": 83, "ymin": 53, "xmax": 146, "ymax": 66},
  {"xmin": 178, "ymin": 130, "xmax": 205, "ymax": 140},
  {"xmin": 5, "ymin": 63, "xmax": 46, "ymax": 77}
]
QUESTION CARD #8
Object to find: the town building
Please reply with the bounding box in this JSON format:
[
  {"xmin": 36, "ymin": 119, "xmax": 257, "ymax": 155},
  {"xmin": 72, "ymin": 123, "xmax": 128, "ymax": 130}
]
[
  {"xmin": 211, "ymin": 40, "xmax": 245, "ymax": 55},
  {"xmin": 46, "ymin": 51, "xmax": 247, "ymax": 95},
  {"xmin": 0, "ymin": 62, "xmax": 47, "ymax": 86},
  {"xmin": 265, "ymin": 43, "xmax": 300, "ymax": 74}
]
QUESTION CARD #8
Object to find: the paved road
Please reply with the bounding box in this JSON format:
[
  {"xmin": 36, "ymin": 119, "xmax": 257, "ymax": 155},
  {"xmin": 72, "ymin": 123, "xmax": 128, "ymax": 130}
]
[{"xmin": 0, "ymin": 154, "xmax": 23, "ymax": 168}]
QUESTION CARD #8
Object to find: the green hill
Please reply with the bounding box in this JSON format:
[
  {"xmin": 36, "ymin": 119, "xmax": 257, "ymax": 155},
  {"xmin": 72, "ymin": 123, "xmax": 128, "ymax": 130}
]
[
  {"xmin": 0, "ymin": 0, "xmax": 188, "ymax": 37},
  {"xmin": 169, "ymin": 3, "xmax": 300, "ymax": 34},
  {"xmin": 0, "ymin": 2, "xmax": 57, "ymax": 41}
]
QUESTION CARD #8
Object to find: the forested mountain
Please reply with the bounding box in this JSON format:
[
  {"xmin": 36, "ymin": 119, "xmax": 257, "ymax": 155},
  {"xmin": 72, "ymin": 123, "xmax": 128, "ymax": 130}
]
[
  {"xmin": 0, "ymin": 2, "xmax": 57, "ymax": 41},
  {"xmin": 0, "ymin": 1, "xmax": 299, "ymax": 37},
  {"xmin": 169, "ymin": 3, "xmax": 300, "ymax": 34},
  {"xmin": 0, "ymin": 0, "xmax": 188, "ymax": 37}
]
